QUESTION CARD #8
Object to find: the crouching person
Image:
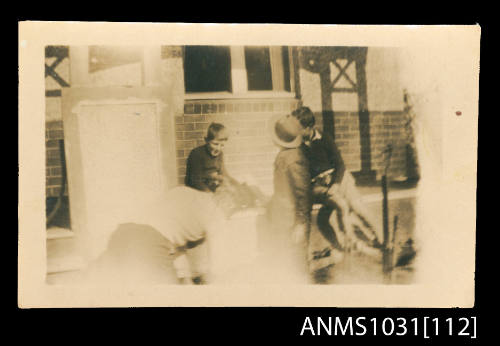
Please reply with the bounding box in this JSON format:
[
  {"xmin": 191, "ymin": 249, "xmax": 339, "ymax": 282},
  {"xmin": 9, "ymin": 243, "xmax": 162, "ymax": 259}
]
[{"xmin": 83, "ymin": 185, "xmax": 230, "ymax": 285}]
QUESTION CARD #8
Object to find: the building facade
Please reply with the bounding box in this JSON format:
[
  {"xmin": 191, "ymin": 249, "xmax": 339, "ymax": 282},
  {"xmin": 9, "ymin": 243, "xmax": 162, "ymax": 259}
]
[{"xmin": 45, "ymin": 45, "xmax": 413, "ymax": 233}]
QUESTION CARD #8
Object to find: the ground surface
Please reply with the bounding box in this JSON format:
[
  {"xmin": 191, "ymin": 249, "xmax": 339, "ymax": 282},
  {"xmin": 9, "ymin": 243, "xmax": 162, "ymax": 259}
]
[
  {"xmin": 325, "ymin": 193, "xmax": 416, "ymax": 285},
  {"xmin": 46, "ymin": 182, "xmax": 417, "ymax": 285}
]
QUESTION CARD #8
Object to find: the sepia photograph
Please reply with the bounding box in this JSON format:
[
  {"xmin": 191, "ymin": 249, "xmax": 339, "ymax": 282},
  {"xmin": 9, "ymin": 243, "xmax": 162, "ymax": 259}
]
[{"xmin": 18, "ymin": 22, "xmax": 479, "ymax": 307}]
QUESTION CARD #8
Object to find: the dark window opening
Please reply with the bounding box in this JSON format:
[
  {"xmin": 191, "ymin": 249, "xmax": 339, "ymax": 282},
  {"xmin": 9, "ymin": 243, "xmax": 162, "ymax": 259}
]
[
  {"xmin": 282, "ymin": 46, "xmax": 291, "ymax": 92},
  {"xmin": 245, "ymin": 47, "xmax": 273, "ymax": 91},
  {"xmin": 184, "ymin": 46, "xmax": 232, "ymax": 93}
]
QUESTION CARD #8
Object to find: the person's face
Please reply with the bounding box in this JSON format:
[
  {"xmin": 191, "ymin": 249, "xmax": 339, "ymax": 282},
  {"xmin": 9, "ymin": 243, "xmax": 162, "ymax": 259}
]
[
  {"xmin": 207, "ymin": 130, "xmax": 228, "ymax": 157},
  {"xmin": 302, "ymin": 126, "xmax": 314, "ymax": 141}
]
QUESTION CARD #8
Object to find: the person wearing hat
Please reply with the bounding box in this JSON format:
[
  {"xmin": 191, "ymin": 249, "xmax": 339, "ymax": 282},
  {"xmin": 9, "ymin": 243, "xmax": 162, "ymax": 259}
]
[{"xmin": 266, "ymin": 113, "xmax": 312, "ymax": 281}]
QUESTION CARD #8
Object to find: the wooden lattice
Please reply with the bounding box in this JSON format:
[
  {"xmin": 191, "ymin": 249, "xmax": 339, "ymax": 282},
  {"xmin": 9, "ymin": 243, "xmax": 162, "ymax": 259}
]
[
  {"xmin": 330, "ymin": 59, "xmax": 357, "ymax": 93},
  {"xmin": 45, "ymin": 46, "xmax": 69, "ymax": 97}
]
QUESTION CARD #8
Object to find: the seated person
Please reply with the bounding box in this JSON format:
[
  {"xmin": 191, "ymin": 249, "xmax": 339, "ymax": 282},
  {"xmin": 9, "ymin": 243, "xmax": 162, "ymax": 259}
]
[
  {"xmin": 185, "ymin": 122, "xmax": 238, "ymax": 192},
  {"xmin": 185, "ymin": 122, "xmax": 268, "ymax": 210},
  {"xmin": 291, "ymin": 106, "xmax": 383, "ymax": 252}
]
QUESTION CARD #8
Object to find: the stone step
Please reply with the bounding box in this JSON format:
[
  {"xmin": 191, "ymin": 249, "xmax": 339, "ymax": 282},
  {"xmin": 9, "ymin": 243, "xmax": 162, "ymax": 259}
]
[
  {"xmin": 47, "ymin": 227, "xmax": 74, "ymax": 240},
  {"xmin": 47, "ymin": 254, "xmax": 85, "ymax": 274},
  {"xmin": 46, "ymin": 227, "xmax": 85, "ymax": 274}
]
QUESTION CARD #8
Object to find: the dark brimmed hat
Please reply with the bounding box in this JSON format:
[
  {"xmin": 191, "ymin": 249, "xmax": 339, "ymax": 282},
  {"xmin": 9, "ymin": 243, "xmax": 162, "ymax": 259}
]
[{"xmin": 267, "ymin": 113, "xmax": 303, "ymax": 148}]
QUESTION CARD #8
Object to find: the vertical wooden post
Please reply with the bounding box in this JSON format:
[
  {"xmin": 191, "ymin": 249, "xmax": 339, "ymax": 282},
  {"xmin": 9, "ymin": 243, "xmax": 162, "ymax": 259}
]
[
  {"xmin": 319, "ymin": 64, "xmax": 335, "ymax": 139},
  {"xmin": 269, "ymin": 46, "xmax": 285, "ymax": 91},
  {"xmin": 382, "ymin": 174, "xmax": 391, "ymax": 280},
  {"xmin": 353, "ymin": 47, "xmax": 376, "ymax": 184},
  {"xmin": 391, "ymin": 215, "xmax": 399, "ymax": 266},
  {"xmin": 381, "ymin": 143, "xmax": 393, "ymax": 283},
  {"xmin": 230, "ymin": 46, "xmax": 248, "ymax": 94}
]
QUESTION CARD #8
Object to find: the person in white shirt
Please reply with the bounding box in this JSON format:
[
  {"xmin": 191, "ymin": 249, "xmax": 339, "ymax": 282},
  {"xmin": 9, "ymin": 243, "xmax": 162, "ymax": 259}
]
[{"xmin": 84, "ymin": 185, "xmax": 229, "ymax": 285}]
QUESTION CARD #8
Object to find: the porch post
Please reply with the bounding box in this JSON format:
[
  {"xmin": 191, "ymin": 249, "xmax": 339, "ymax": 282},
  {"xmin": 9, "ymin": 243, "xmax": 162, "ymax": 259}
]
[{"xmin": 353, "ymin": 48, "xmax": 376, "ymax": 184}]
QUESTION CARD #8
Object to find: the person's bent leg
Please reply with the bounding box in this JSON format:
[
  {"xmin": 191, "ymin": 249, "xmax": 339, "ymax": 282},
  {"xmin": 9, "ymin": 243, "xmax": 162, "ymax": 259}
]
[
  {"xmin": 325, "ymin": 192, "xmax": 354, "ymax": 251},
  {"xmin": 186, "ymin": 240, "xmax": 210, "ymax": 284},
  {"xmin": 348, "ymin": 199, "xmax": 382, "ymax": 245},
  {"xmin": 341, "ymin": 172, "xmax": 382, "ymax": 245},
  {"xmin": 173, "ymin": 252, "xmax": 193, "ymax": 284}
]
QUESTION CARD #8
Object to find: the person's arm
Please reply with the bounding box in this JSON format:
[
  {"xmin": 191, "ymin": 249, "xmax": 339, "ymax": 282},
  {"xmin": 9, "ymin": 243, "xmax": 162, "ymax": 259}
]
[
  {"xmin": 324, "ymin": 134, "xmax": 346, "ymax": 184},
  {"xmin": 287, "ymin": 160, "xmax": 312, "ymax": 245},
  {"xmin": 220, "ymin": 153, "xmax": 240, "ymax": 187},
  {"xmin": 185, "ymin": 150, "xmax": 211, "ymax": 192}
]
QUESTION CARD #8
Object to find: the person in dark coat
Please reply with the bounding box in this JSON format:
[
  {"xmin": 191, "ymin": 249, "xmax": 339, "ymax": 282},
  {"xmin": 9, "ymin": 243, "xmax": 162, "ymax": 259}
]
[
  {"xmin": 266, "ymin": 113, "xmax": 313, "ymax": 282},
  {"xmin": 185, "ymin": 123, "xmax": 238, "ymax": 192}
]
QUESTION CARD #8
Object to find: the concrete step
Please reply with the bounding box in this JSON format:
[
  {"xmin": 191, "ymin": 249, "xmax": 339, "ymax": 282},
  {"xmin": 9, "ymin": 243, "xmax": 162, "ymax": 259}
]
[
  {"xmin": 47, "ymin": 226, "xmax": 74, "ymax": 240},
  {"xmin": 46, "ymin": 227, "xmax": 85, "ymax": 274}
]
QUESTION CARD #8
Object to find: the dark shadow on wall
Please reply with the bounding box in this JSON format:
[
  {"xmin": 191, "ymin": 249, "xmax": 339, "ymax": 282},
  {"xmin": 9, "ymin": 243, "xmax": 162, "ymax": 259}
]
[
  {"xmin": 46, "ymin": 196, "xmax": 71, "ymax": 229},
  {"xmin": 298, "ymin": 46, "xmax": 377, "ymax": 185}
]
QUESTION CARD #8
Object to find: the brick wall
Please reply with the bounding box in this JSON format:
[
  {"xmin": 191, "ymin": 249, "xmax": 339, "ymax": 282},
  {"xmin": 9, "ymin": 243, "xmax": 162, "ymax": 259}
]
[
  {"xmin": 332, "ymin": 112, "xmax": 361, "ymax": 172},
  {"xmin": 312, "ymin": 110, "xmax": 407, "ymax": 180},
  {"xmin": 296, "ymin": 46, "xmax": 409, "ymax": 182},
  {"xmin": 45, "ymin": 45, "xmax": 410, "ymax": 201},
  {"xmin": 176, "ymin": 99, "xmax": 407, "ymax": 193},
  {"xmin": 46, "ymin": 121, "xmax": 67, "ymax": 197},
  {"xmin": 368, "ymin": 111, "xmax": 407, "ymax": 179},
  {"xmin": 176, "ymin": 98, "xmax": 300, "ymax": 194}
]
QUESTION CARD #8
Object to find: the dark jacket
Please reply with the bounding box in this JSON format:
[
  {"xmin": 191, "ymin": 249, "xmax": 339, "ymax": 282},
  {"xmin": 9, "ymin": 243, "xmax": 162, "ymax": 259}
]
[
  {"xmin": 185, "ymin": 144, "xmax": 230, "ymax": 192},
  {"xmin": 271, "ymin": 147, "xmax": 312, "ymax": 227},
  {"xmin": 302, "ymin": 130, "xmax": 345, "ymax": 184}
]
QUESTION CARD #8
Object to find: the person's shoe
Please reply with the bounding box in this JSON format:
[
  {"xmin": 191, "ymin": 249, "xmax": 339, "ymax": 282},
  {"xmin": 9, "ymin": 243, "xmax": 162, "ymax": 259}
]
[
  {"xmin": 192, "ymin": 275, "xmax": 207, "ymax": 285},
  {"xmin": 312, "ymin": 265, "xmax": 332, "ymax": 284},
  {"xmin": 394, "ymin": 239, "xmax": 417, "ymax": 267}
]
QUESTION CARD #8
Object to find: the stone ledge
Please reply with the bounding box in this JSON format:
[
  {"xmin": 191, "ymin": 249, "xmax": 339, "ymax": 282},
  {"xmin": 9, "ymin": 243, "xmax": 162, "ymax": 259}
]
[
  {"xmin": 47, "ymin": 227, "xmax": 74, "ymax": 240},
  {"xmin": 47, "ymin": 255, "xmax": 85, "ymax": 274}
]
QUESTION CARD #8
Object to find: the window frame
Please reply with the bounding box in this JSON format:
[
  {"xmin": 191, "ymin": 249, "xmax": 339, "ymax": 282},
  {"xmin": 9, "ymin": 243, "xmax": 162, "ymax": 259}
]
[{"xmin": 184, "ymin": 46, "xmax": 295, "ymax": 100}]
